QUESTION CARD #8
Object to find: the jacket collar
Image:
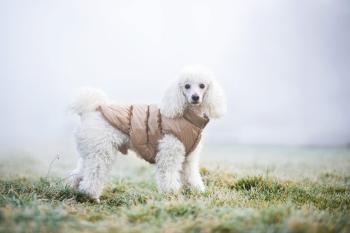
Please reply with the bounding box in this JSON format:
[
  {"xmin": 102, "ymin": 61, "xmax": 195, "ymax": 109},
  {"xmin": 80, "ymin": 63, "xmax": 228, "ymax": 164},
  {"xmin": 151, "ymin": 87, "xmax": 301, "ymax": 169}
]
[{"xmin": 183, "ymin": 108, "xmax": 209, "ymax": 129}]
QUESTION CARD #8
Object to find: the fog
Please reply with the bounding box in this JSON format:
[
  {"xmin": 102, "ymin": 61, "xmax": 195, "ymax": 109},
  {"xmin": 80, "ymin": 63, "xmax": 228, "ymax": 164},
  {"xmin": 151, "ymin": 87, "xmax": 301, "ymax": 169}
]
[{"xmin": 1, "ymin": 0, "xmax": 350, "ymax": 154}]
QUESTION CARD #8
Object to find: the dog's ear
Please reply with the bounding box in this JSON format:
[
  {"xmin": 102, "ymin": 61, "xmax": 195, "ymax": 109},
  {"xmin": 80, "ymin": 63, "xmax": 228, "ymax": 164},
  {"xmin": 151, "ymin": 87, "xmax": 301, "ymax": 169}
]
[
  {"xmin": 160, "ymin": 81, "xmax": 186, "ymax": 118},
  {"xmin": 202, "ymin": 79, "xmax": 227, "ymax": 119}
]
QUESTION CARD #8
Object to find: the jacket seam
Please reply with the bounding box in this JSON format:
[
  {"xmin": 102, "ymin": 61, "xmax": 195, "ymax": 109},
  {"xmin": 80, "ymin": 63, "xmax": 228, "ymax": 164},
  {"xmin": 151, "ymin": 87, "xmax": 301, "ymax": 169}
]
[
  {"xmin": 187, "ymin": 130, "xmax": 202, "ymax": 155},
  {"xmin": 128, "ymin": 105, "xmax": 133, "ymax": 135},
  {"xmin": 146, "ymin": 105, "xmax": 150, "ymax": 143}
]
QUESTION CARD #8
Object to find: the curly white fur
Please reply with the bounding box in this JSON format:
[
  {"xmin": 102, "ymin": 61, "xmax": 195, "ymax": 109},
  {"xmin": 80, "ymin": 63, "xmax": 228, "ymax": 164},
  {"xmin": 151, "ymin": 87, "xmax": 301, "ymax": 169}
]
[
  {"xmin": 70, "ymin": 66, "xmax": 226, "ymax": 201},
  {"xmin": 70, "ymin": 87, "xmax": 108, "ymax": 116},
  {"xmin": 160, "ymin": 66, "xmax": 226, "ymax": 118},
  {"xmin": 181, "ymin": 142, "xmax": 205, "ymax": 192}
]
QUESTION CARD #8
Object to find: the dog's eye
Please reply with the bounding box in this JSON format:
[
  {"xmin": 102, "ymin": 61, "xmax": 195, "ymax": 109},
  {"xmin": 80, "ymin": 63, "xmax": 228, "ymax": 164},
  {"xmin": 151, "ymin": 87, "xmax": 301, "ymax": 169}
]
[
  {"xmin": 199, "ymin": 83, "xmax": 205, "ymax": 89},
  {"xmin": 185, "ymin": 84, "xmax": 191, "ymax": 89}
]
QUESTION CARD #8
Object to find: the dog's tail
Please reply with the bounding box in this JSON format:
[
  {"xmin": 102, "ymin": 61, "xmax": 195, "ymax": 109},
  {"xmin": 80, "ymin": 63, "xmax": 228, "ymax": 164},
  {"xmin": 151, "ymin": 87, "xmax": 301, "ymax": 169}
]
[{"xmin": 70, "ymin": 87, "xmax": 108, "ymax": 116}]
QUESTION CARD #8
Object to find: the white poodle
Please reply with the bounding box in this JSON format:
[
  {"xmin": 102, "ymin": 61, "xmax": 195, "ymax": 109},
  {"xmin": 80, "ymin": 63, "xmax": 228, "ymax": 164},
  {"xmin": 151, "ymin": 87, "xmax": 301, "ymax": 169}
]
[{"xmin": 70, "ymin": 66, "xmax": 226, "ymax": 201}]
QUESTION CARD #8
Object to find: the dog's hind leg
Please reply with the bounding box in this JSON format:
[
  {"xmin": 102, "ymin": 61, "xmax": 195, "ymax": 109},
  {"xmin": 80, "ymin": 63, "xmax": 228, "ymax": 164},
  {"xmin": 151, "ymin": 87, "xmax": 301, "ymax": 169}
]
[
  {"xmin": 155, "ymin": 135, "xmax": 185, "ymax": 193},
  {"xmin": 70, "ymin": 157, "xmax": 84, "ymax": 190},
  {"xmin": 78, "ymin": 152, "xmax": 114, "ymax": 201},
  {"xmin": 74, "ymin": 112, "xmax": 128, "ymax": 201}
]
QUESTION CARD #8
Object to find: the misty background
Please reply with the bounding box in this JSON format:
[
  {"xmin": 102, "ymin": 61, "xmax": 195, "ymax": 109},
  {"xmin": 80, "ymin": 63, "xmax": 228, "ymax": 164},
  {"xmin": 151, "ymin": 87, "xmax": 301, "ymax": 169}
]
[{"xmin": 1, "ymin": 0, "xmax": 350, "ymax": 156}]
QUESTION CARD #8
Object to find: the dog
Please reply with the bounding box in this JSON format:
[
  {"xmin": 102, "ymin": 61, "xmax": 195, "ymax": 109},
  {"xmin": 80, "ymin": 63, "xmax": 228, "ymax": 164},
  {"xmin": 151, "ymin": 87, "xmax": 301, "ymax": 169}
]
[{"xmin": 70, "ymin": 66, "xmax": 226, "ymax": 201}]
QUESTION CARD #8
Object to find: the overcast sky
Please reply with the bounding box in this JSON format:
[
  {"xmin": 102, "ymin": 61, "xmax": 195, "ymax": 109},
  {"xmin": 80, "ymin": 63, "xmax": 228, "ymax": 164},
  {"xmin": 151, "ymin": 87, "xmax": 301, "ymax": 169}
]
[{"xmin": 0, "ymin": 0, "xmax": 349, "ymax": 153}]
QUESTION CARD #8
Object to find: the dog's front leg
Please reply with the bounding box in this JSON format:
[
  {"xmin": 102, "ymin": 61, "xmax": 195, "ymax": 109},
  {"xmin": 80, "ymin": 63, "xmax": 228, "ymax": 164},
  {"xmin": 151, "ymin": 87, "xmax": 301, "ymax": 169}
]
[
  {"xmin": 155, "ymin": 135, "xmax": 185, "ymax": 193},
  {"xmin": 181, "ymin": 142, "xmax": 205, "ymax": 192}
]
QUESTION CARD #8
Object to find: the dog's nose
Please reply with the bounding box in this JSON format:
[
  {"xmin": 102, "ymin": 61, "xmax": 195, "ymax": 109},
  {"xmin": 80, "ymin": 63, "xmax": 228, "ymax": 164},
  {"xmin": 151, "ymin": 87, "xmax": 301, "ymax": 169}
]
[{"xmin": 191, "ymin": 95, "xmax": 199, "ymax": 101}]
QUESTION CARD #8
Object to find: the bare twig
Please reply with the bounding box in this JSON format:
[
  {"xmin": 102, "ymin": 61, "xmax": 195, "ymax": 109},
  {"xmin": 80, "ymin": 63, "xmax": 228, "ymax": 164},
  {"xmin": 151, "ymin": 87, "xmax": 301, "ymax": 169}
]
[{"xmin": 46, "ymin": 153, "xmax": 61, "ymax": 178}]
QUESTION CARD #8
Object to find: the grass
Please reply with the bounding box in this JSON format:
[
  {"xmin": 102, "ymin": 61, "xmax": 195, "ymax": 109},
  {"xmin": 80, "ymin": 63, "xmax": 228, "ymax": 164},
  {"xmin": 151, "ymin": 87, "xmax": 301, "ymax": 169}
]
[{"xmin": 0, "ymin": 168, "xmax": 349, "ymax": 233}]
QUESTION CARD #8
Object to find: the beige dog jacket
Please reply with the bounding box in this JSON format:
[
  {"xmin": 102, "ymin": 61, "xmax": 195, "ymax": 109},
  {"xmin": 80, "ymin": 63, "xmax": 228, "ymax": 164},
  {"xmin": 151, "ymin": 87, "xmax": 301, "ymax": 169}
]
[{"xmin": 98, "ymin": 104, "xmax": 209, "ymax": 164}]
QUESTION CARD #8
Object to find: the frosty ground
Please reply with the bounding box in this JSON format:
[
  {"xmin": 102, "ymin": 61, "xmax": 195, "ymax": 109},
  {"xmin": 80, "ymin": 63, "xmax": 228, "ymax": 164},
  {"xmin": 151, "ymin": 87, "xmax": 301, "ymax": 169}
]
[{"xmin": 0, "ymin": 145, "xmax": 349, "ymax": 233}]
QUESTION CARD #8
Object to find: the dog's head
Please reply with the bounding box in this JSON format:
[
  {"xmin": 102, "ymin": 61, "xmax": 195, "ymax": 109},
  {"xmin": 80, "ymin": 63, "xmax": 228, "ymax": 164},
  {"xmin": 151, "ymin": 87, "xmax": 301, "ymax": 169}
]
[{"xmin": 160, "ymin": 66, "xmax": 227, "ymax": 118}]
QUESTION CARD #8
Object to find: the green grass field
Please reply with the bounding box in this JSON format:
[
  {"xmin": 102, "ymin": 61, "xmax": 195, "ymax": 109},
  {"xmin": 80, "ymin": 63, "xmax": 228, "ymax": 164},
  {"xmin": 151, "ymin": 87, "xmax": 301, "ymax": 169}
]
[{"xmin": 0, "ymin": 146, "xmax": 349, "ymax": 233}]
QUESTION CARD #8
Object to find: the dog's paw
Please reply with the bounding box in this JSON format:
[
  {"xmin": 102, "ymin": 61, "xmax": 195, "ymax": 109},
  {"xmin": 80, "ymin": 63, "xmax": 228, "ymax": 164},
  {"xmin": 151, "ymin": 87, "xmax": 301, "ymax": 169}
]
[
  {"xmin": 195, "ymin": 184, "xmax": 206, "ymax": 192},
  {"xmin": 158, "ymin": 180, "xmax": 182, "ymax": 193},
  {"xmin": 188, "ymin": 182, "xmax": 206, "ymax": 192},
  {"xmin": 78, "ymin": 184, "xmax": 102, "ymax": 202},
  {"xmin": 70, "ymin": 176, "xmax": 82, "ymax": 190}
]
